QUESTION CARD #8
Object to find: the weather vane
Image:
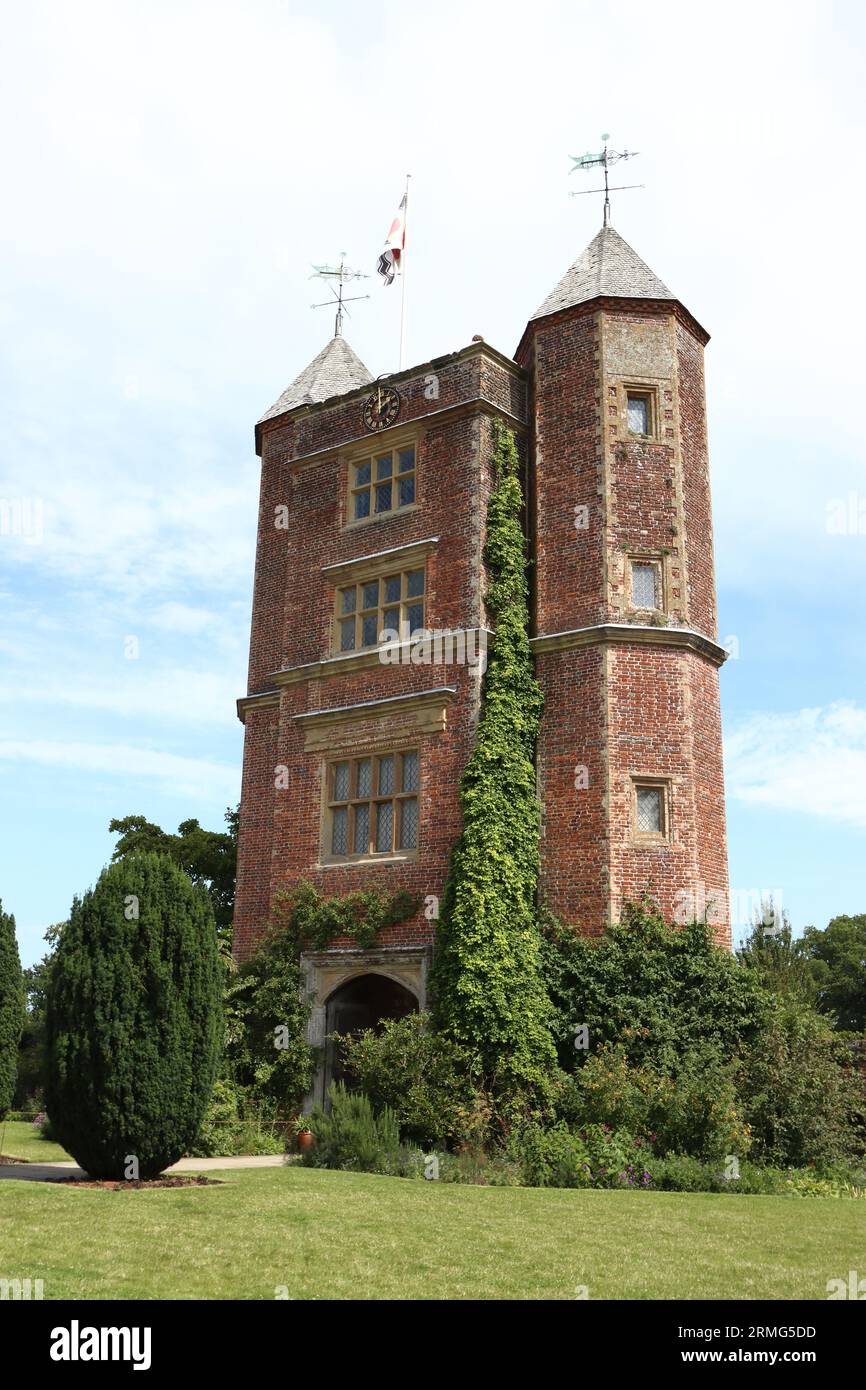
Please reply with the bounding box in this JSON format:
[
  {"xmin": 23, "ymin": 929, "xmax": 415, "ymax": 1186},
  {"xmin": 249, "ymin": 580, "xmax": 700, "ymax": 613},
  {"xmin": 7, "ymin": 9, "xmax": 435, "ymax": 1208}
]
[
  {"xmin": 569, "ymin": 134, "xmax": 643, "ymax": 226},
  {"xmin": 310, "ymin": 253, "xmax": 369, "ymax": 337}
]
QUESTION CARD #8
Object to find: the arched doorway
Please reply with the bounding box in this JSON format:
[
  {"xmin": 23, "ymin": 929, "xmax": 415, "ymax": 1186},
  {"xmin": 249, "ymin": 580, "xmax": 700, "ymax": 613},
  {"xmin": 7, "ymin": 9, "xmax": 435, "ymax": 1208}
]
[{"xmin": 323, "ymin": 973, "xmax": 418, "ymax": 1095}]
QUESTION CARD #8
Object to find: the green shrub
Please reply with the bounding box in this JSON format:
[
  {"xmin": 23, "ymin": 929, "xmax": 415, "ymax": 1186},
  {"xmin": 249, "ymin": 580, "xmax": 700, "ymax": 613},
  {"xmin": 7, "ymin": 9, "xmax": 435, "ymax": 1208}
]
[
  {"xmin": 338, "ymin": 1012, "xmax": 478, "ymax": 1147},
  {"xmin": 736, "ymin": 999, "xmax": 866, "ymax": 1167},
  {"xmin": 562, "ymin": 1043, "xmax": 751, "ymax": 1161},
  {"xmin": 0, "ymin": 900, "xmax": 25, "ymax": 1116},
  {"xmin": 46, "ymin": 853, "xmax": 223, "ymax": 1179},
  {"xmin": 542, "ymin": 904, "xmax": 770, "ymax": 1077},
  {"xmin": 508, "ymin": 1121, "xmax": 649, "ymax": 1189},
  {"xmin": 187, "ymin": 1077, "xmax": 286, "ymax": 1157},
  {"xmin": 301, "ymin": 1083, "xmax": 402, "ymax": 1174}
]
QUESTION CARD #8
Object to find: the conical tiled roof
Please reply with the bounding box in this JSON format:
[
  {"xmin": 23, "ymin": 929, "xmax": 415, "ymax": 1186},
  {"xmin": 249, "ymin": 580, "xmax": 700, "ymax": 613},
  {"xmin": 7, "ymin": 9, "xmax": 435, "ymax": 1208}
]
[
  {"xmin": 258, "ymin": 335, "xmax": 373, "ymax": 427},
  {"xmin": 531, "ymin": 225, "xmax": 674, "ymax": 321}
]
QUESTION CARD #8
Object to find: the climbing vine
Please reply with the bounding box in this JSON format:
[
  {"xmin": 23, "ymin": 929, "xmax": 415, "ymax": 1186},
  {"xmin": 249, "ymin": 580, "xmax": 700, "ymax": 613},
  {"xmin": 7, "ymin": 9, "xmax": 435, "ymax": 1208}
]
[
  {"xmin": 431, "ymin": 419, "xmax": 556, "ymax": 1098},
  {"xmin": 224, "ymin": 882, "xmax": 419, "ymax": 1112}
]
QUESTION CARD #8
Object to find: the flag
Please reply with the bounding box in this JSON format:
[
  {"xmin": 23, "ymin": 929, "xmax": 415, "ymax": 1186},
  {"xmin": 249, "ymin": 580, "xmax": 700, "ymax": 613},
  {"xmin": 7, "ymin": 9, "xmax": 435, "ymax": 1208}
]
[{"xmin": 377, "ymin": 193, "xmax": 406, "ymax": 285}]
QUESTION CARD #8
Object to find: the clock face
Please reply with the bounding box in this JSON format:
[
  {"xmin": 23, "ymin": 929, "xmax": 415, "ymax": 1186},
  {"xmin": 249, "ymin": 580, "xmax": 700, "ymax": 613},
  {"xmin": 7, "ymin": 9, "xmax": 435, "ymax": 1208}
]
[{"xmin": 362, "ymin": 385, "xmax": 401, "ymax": 432}]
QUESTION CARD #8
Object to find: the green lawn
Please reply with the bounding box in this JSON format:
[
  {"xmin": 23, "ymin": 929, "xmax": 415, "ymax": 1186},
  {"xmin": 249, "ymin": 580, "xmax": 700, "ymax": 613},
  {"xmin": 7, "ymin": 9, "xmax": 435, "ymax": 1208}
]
[
  {"xmin": 1, "ymin": 1164, "xmax": 862, "ymax": 1300},
  {"xmin": 0, "ymin": 1119, "xmax": 71, "ymax": 1164}
]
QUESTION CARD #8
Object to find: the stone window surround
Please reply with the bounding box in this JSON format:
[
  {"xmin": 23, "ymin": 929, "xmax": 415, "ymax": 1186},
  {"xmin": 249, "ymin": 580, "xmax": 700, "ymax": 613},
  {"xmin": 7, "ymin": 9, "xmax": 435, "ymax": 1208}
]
[
  {"xmin": 622, "ymin": 382, "xmax": 659, "ymax": 440},
  {"xmin": 342, "ymin": 424, "xmax": 425, "ymax": 532},
  {"xmin": 626, "ymin": 551, "xmax": 666, "ymax": 615},
  {"xmin": 630, "ymin": 775, "xmax": 672, "ymax": 845},
  {"xmin": 323, "ymin": 748, "xmax": 421, "ymax": 865}
]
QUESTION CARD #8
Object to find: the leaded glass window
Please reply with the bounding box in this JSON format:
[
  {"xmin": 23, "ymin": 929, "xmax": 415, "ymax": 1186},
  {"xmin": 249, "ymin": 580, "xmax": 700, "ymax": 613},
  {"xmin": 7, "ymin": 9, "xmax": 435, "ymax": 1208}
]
[
  {"xmin": 351, "ymin": 444, "xmax": 417, "ymax": 521},
  {"xmin": 634, "ymin": 784, "xmax": 666, "ymax": 837},
  {"xmin": 631, "ymin": 561, "xmax": 660, "ymax": 610},
  {"xmin": 325, "ymin": 751, "xmax": 421, "ymax": 859},
  {"xmin": 335, "ymin": 567, "xmax": 426, "ymax": 651},
  {"xmin": 627, "ymin": 393, "xmax": 651, "ymax": 436}
]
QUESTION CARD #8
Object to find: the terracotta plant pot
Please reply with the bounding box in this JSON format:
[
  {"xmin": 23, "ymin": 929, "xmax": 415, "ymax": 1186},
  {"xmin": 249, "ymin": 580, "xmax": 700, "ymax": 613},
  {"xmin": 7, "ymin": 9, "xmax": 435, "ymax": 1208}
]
[{"xmin": 296, "ymin": 1130, "xmax": 314, "ymax": 1153}]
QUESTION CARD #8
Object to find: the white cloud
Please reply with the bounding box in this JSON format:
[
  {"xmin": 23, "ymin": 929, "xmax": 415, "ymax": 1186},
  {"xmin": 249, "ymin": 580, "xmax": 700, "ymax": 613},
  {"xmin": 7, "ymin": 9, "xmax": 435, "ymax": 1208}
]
[
  {"xmin": 0, "ymin": 665, "xmax": 244, "ymax": 727},
  {"xmin": 0, "ymin": 738, "xmax": 239, "ymax": 802},
  {"xmin": 725, "ymin": 702, "xmax": 866, "ymax": 829}
]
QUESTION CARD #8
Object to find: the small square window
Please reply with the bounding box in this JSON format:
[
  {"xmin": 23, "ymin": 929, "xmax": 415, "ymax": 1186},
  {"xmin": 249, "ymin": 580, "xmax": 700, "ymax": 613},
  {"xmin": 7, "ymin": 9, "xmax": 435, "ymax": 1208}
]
[
  {"xmin": 633, "ymin": 782, "xmax": 668, "ymax": 840},
  {"xmin": 631, "ymin": 561, "xmax": 660, "ymax": 610},
  {"xmin": 627, "ymin": 392, "xmax": 652, "ymax": 437},
  {"xmin": 348, "ymin": 443, "xmax": 417, "ymax": 523}
]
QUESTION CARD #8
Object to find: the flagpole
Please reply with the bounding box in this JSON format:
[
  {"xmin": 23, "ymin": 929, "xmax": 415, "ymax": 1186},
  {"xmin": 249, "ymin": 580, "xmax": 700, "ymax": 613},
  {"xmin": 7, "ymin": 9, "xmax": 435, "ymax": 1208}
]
[{"xmin": 399, "ymin": 174, "xmax": 410, "ymax": 371}]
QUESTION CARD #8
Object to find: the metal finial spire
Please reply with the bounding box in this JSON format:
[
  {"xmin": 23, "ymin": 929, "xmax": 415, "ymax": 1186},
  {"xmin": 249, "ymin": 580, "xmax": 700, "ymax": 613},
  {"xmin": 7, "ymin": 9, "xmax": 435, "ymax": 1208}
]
[
  {"xmin": 310, "ymin": 253, "xmax": 369, "ymax": 337},
  {"xmin": 569, "ymin": 134, "xmax": 644, "ymax": 225}
]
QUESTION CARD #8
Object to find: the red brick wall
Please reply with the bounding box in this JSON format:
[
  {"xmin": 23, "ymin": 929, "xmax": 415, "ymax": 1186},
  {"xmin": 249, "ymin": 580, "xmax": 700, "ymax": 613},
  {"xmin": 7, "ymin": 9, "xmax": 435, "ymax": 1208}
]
[
  {"xmin": 676, "ymin": 319, "xmax": 718, "ymax": 638},
  {"xmin": 234, "ymin": 349, "xmax": 524, "ymax": 960},
  {"xmin": 521, "ymin": 299, "xmax": 729, "ymax": 944},
  {"xmin": 536, "ymin": 644, "xmax": 610, "ymax": 931}
]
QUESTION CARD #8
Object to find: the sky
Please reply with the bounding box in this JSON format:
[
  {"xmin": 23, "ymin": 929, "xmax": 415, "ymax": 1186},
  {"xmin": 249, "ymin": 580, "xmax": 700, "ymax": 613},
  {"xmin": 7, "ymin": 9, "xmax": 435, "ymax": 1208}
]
[{"xmin": 1, "ymin": 0, "xmax": 864, "ymax": 968}]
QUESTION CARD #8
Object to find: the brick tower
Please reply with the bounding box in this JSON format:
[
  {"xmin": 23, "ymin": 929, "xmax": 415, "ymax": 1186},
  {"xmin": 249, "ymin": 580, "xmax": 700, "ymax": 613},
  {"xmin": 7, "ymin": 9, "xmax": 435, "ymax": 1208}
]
[
  {"xmin": 233, "ymin": 221, "xmax": 730, "ymax": 1098},
  {"xmin": 516, "ymin": 224, "xmax": 730, "ymax": 945}
]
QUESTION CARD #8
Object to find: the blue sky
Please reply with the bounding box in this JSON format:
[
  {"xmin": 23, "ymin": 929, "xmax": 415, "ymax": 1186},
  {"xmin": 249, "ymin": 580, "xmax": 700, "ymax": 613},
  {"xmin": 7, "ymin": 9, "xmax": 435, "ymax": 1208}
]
[{"xmin": 2, "ymin": 0, "xmax": 864, "ymax": 967}]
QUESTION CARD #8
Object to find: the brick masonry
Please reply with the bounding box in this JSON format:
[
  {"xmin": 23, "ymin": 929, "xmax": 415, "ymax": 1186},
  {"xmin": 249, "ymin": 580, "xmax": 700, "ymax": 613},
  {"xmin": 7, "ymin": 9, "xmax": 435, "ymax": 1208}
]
[{"xmin": 234, "ymin": 279, "xmax": 730, "ymax": 966}]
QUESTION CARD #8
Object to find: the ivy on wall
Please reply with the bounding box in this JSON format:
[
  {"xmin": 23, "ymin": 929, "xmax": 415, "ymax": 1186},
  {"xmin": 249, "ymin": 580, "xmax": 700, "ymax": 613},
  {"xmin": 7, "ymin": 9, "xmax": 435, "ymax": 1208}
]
[
  {"xmin": 225, "ymin": 882, "xmax": 419, "ymax": 1112},
  {"xmin": 432, "ymin": 419, "xmax": 556, "ymax": 1095}
]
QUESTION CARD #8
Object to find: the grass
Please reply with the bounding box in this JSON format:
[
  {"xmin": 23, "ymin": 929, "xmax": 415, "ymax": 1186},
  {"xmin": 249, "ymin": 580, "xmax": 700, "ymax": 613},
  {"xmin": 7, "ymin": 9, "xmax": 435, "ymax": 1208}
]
[
  {"xmin": 1, "ymin": 1164, "xmax": 862, "ymax": 1300},
  {"xmin": 0, "ymin": 1119, "xmax": 71, "ymax": 1164}
]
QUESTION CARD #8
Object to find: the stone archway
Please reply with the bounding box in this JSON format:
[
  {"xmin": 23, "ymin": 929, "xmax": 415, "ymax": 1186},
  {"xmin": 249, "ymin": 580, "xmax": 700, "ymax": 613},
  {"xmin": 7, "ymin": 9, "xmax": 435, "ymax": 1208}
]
[
  {"xmin": 323, "ymin": 973, "xmax": 418, "ymax": 1096},
  {"xmin": 301, "ymin": 947, "xmax": 429, "ymax": 1109}
]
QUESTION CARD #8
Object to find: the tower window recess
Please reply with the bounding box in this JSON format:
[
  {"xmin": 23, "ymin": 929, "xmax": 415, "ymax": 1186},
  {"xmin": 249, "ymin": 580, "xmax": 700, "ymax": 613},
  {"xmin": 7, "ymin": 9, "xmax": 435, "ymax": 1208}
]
[
  {"xmin": 351, "ymin": 444, "xmax": 416, "ymax": 522},
  {"xmin": 326, "ymin": 750, "xmax": 420, "ymax": 860},
  {"xmin": 630, "ymin": 559, "xmax": 662, "ymax": 611},
  {"xmin": 336, "ymin": 567, "xmax": 425, "ymax": 652},
  {"xmin": 633, "ymin": 781, "xmax": 669, "ymax": 841},
  {"xmin": 626, "ymin": 391, "xmax": 654, "ymax": 437}
]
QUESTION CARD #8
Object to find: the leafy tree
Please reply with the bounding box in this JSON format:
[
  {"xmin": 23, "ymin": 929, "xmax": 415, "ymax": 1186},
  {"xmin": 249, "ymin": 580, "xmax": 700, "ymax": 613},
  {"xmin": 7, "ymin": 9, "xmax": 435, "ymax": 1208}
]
[
  {"xmin": 801, "ymin": 914, "xmax": 866, "ymax": 1031},
  {"xmin": 0, "ymin": 900, "xmax": 25, "ymax": 1115},
  {"xmin": 13, "ymin": 922, "xmax": 63, "ymax": 1108},
  {"xmin": 736, "ymin": 900, "xmax": 815, "ymax": 1005},
  {"xmin": 736, "ymin": 998, "xmax": 866, "ymax": 1167},
  {"xmin": 542, "ymin": 900, "xmax": 771, "ymax": 1076},
  {"xmin": 432, "ymin": 420, "xmax": 556, "ymax": 1096},
  {"xmin": 46, "ymin": 854, "xmax": 223, "ymax": 1178},
  {"xmin": 109, "ymin": 805, "xmax": 238, "ymax": 933}
]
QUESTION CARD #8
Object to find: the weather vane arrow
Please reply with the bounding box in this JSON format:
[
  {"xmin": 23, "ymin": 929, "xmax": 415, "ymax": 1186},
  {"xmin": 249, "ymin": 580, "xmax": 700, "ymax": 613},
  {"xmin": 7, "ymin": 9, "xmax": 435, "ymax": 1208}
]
[
  {"xmin": 569, "ymin": 133, "xmax": 644, "ymax": 225},
  {"xmin": 309, "ymin": 253, "xmax": 369, "ymax": 338}
]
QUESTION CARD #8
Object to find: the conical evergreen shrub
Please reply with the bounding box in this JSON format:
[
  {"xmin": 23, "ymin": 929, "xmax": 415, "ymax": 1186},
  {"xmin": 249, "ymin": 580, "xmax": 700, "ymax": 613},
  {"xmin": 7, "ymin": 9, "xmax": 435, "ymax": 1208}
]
[
  {"xmin": 46, "ymin": 853, "xmax": 223, "ymax": 1178},
  {"xmin": 0, "ymin": 899, "xmax": 25, "ymax": 1115}
]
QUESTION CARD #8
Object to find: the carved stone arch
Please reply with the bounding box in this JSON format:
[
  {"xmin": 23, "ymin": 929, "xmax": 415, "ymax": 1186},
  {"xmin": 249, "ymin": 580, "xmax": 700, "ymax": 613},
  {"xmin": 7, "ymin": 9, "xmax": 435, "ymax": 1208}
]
[{"xmin": 301, "ymin": 947, "xmax": 430, "ymax": 1109}]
